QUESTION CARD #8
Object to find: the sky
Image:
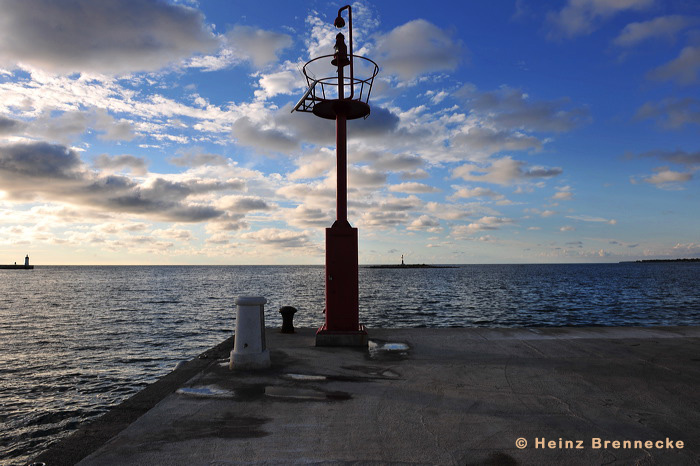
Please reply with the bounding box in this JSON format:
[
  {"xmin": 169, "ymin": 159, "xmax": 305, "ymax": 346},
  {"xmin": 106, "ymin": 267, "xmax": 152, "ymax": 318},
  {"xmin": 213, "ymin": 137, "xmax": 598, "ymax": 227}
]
[{"xmin": 0, "ymin": 0, "xmax": 698, "ymax": 265}]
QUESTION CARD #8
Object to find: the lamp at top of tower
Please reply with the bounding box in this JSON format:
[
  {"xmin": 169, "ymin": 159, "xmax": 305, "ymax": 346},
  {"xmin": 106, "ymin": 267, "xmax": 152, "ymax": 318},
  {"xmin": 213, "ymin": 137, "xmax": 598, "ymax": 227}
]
[
  {"xmin": 334, "ymin": 15, "xmax": 345, "ymax": 28},
  {"xmin": 331, "ymin": 33, "xmax": 350, "ymax": 68}
]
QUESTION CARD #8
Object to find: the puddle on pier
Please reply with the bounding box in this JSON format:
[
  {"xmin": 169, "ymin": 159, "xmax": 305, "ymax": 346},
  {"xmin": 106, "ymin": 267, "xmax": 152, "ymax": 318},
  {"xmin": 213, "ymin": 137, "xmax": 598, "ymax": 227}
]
[
  {"xmin": 177, "ymin": 383, "xmax": 350, "ymax": 402},
  {"xmin": 342, "ymin": 366, "xmax": 401, "ymax": 379},
  {"xmin": 281, "ymin": 372, "xmax": 385, "ymax": 383},
  {"xmin": 282, "ymin": 373, "xmax": 328, "ymax": 382},
  {"xmin": 176, "ymin": 386, "xmax": 235, "ymax": 399},
  {"xmin": 367, "ymin": 340, "xmax": 410, "ymax": 361},
  {"xmin": 264, "ymin": 386, "xmax": 350, "ymax": 401}
]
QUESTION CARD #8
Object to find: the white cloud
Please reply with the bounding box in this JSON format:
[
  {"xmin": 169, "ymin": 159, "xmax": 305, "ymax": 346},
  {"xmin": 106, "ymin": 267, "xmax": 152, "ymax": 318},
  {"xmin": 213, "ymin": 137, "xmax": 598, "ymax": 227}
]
[
  {"xmin": 231, "ymin": 116, "xmax": 298, "ymax": 154},
  {"xmin": 547, "ymin": 0, "xmax": 653, "ymax": 39},
  {"xmin": 389, "ymin": 182, "xmax": 439, "ymax": 194},
  {"xmin": 0, "ymin": 141, "xmax": 246, "ymax": 223},
  {"xmin": 457, "ymin": 84, "xmax": 590, "ymax": 133},
  {"xmin": 225, "ymin": 26, "xmax": 292, "ymax": 69},
  {"xmin": 374, "ymin": 20, "xmax": 464, "ymax": 80},
  {"xmin": 241, "ymin": 228, "xmax": 314, "ymax": 249},
  {"xmin": 0, "ymin": 0, "xmax": 218, "ymax": 74},
  {"xmin": 648, "ymin": 45, "xmax": 700, "ymax": 85},
  {"xmin": 370, "ymin": 153, "xmax": 424, "ymax": 172},
  {"xmin": 93, "ymin": 154, "xmax": 148, "ymax": 176},
  {"xmin": 254, "ymin": 70, "xmax": 300, "ymax": 100},
  {"xmin": 452, "ymin": 126, "xmax": 542, "ymax": 159},
  {"xmin": 641, "ymin": 167, "xmax": 693, "ymax": 188},
  {"xmin": 288, "ymin": 149, "xmax": 336, "ymax": 180},
  {"xmin": 553, "ymin": 185, "xmax": 574, "ymax": 200},
  {"xmin": 636, "ymin": 98, "xmax": 700, "ymax": 129},
  {"xmin": 614, "ymin": 15, "xmax": 694, "ymax": 47},
  {"xmin": 450, "ymin": 186, "xmax": 505, "ymax": 200},
  {"xmin": 452, "ymin": 156, "xmax": 562, "ymax": 186},
  {"xmin": 347, "ymin": 165, "xmax": 387, "ymax": 188},
  {"xmin": 407, "ymin": 215, "xmax": 441, "ymax": 232},
  {"xmin": 286, "ymin": 205, "xmax": 333, "ymax": 229},
  {"xmin": 632, "ymin": 149, "xmax": 700, "ymax": 167},
  {"xmin": 451, "ymin": 216, "xmax": 514, "ymax": 236},
  {"xmin": 566, "ymin": 215, "xmax": 617, "ymax": 224},
  {"xmin": 217, "ymin": 196, "xmax": 273, "ymax": 213},
  {"xmin": 169, "ymin": 151, "xmax": 229, "ymax": 168}
]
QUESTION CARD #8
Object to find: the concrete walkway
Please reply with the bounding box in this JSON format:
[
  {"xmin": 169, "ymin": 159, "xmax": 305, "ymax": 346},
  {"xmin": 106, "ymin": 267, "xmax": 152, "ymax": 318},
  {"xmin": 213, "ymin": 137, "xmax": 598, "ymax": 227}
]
[{"xmin": 36, "ymin": 327, "xmax": 700, "ymax": 465}]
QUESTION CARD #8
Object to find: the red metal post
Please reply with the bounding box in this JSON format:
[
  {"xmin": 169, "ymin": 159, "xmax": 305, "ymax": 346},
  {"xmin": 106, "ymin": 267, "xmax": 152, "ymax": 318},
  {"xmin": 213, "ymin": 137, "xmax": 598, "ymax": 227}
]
[
  {"xmin": 316, "ymin": 23, "xmax": 366, "ymax": 346},
  {"xmin": 336, "ymin": 112, "xmax": 348, "ymax": 224},
  {"xmin": 336, "ymin": 60, "xmax": 348, "ymax": 225}
]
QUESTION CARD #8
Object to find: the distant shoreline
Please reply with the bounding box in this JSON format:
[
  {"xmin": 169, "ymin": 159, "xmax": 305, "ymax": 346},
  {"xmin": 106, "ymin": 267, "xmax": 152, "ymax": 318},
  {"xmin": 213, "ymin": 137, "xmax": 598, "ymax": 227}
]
[
  {"xmin": 620, "ymin": 258, "xmax": 700, "ymax": 263},
  {"xmin": 365, "ymin": 264, "xmax": 459, "ymax": 269}
]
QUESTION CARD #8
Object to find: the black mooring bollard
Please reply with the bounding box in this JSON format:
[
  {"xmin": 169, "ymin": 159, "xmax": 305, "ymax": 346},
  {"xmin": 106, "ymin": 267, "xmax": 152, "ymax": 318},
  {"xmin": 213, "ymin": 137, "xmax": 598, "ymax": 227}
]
[{"xmin": 279, "ymin": 306, "xmax": 298, "ymax": 333}]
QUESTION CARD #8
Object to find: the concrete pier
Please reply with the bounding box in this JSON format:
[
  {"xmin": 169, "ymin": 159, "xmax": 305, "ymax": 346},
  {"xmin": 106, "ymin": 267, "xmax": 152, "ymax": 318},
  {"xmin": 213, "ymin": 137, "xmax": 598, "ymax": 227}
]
[{"xmin": 33, "ymin": 326, "xmax": 700, "ymax": 465}]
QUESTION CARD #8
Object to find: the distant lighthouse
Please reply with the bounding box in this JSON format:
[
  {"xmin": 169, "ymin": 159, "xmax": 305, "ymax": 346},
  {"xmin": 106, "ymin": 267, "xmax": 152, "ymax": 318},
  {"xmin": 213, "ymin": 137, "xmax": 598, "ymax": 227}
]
[{"xmin": 24, "ymin": 255, "xmax": 29, "ymax": 266}]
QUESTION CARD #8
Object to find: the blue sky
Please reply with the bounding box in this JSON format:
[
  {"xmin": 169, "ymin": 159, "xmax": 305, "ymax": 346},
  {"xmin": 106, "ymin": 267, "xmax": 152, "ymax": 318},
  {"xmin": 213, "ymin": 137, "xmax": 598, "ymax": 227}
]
[{"xmin": 0, "ymin": 0, "xmax": 698, "ymax": 265}]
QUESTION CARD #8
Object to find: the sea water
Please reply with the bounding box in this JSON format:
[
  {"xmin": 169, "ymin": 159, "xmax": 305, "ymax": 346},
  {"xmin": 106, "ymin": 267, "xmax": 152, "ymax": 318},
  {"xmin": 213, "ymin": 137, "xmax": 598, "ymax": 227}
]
[{"xmin": 1, "ymin": 263, "xmax": 699, "ymax": 464}]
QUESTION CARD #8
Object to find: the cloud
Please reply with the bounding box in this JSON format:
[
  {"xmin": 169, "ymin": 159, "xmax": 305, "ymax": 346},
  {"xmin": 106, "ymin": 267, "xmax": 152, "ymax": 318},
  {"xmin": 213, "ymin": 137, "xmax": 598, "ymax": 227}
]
[
  {"xmin": 566, "ymin": 215, "xmax": 617, "ymax": 224},
  {"xmin": 231, "ymin": 116, "xmax": 299, "ymax": 154},
  {"xmin": 358, "ymin": 210, "xmax": 410, "ymax": 229},
  {"xmin": 452, "ymin": 126, "xmax": 542, "ymax": 159},
  {"xmin": 452, "ymin": 156, "xmax": 562, "ymax": 186},
  {"xmin": 354, "ymin": 195, "xmax": 424, "ymax": 230},
  {"xmin": 374, "ymin": 19, "xmax": 464, "ymax": 80},
  {"xmin": 636, "ymin": 98, "xmax": 700, "ymax": 129},
  {"xmin": 547, "ymin": 0, "xmax": 653, "ymax": 39},
  {"xmin": 632, "ymin": 149, "xmax": 700, "ymax": 167},
  {"xmin": 641, "ymin": 167, "xmax": 693, "ymax": 188},
  {"xmin": 348, "ymin": 165, "xmax": 387, "ymax": 188},
  {"xmin": 169, "ymin": 151, "xmax": 229, "ymax": 167},
  {"xmin": 553, "ymin": 185, "xmax": 574, "ymax": 200},
  {"xmin": 560, "ymin": 225, "xmax": 575, "ymax": 231},
  {"xmin": 648, "ymin": 45, "xmax": 700, "ymax": 85},
  {"xmin": 457, "ymin": 85, "xmax": 590, "ymax": 133},
  {"xmin": 0, "ymin": 141, "xmax": 246, "ymax": 222},
  {"xmin": 452, "ymin": 216, "xmax": 514, "ymax": 235},
  {"xmin": 0, "ymin": 0, "xmax": 218, "ymax": 74},
  {"xmin": 389, "ymin": 182, "xmax": 439, "ymax": 194},
  {"xmin": 93, "ymin": 154, "xmax": 148, "ymax": 175},
  {"xmin": 349, "ymin": 106, "xmax": 401, "ymax": 139},
  {"xmin": 254, "ymin": 70, "xmax": 300, "ymax": 100},
  {"xmin": 287, "ymin": 205, "xmax": 333, "ymax": 229},
  {"xmin": 0, "ymin": 115, "xmax": 26, "ymax": 135},
  {"xmin": 613, "ymin": 15, "xmax": 694, "ymax": 47},
  {"xmin": 93, "ymin": 111, "xmax": 136, "ymax": 141},
  {"xmin": 241, "ymin": 228, "xmax": 313, "ymax": 249},
  {"xmin": 370, "ymin": 153, "xmax": 424, "ymax": 172},
  {"xmin": 19, "ymin": 110, "xmax": 135, "ymax": 144},
  {"xmin": 450, "ymin": 186, "xmax": 505, "ymax": 200},
  {"xmin": 224, "ymin": 25, "xmax": 292, "ymax": 69},
  {"xmin": 407, "ymin": 215, "xmax": 441, "ymax": 232},
  {"xmin": 217, "ymin": 196, "xmax": 272, "ymax": 213}
]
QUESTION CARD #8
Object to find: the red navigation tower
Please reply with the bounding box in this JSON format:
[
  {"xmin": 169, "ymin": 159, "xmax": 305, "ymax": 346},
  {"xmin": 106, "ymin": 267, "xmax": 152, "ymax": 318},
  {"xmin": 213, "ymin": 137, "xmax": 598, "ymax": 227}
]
[{"xmin": 292, "ymin": 5, "xmax": 379, "ymax": 346}]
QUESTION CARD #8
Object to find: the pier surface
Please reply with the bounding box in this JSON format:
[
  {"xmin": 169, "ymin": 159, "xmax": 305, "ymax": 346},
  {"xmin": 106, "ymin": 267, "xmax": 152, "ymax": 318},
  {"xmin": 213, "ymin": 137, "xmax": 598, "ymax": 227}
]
[{"xmin": 35, "ymin": 327, "xmax": 700, "ymax": 465}]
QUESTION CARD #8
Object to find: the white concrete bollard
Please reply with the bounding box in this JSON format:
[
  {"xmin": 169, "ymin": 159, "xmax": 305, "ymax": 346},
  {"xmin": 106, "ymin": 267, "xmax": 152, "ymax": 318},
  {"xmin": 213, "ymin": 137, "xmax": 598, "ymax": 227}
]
[{"xmin": 230, "ymin": 296, "xmax": 270, "ymax": 370}]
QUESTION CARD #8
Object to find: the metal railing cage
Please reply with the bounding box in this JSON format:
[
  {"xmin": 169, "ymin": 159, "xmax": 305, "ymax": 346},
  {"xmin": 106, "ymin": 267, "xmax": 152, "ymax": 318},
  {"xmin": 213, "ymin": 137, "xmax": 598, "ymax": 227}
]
[{"xmin": 292, "ymin": 54, "xmax": 379, "ymax": 120}]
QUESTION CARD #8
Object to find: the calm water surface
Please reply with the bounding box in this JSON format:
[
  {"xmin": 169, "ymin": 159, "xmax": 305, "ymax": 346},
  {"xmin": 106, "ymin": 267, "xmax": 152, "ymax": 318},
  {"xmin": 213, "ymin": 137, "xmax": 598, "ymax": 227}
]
[{"xmin": 1, "ymin": 263, "xmax": 699, "ymax": 464}]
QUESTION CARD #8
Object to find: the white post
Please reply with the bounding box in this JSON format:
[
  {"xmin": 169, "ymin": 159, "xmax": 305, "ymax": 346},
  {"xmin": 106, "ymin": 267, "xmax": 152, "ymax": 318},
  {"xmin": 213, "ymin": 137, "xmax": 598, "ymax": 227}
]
[{"xmin": 230, "ymin": 296, "xmax": 270, "ymax": 370}]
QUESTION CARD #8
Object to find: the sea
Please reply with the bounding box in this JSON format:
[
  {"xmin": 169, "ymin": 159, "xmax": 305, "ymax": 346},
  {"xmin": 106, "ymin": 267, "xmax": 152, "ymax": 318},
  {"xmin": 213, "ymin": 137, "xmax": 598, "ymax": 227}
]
[{"xmin": 2, "ymin": 263, "xmax": 700, "ymax": 464}]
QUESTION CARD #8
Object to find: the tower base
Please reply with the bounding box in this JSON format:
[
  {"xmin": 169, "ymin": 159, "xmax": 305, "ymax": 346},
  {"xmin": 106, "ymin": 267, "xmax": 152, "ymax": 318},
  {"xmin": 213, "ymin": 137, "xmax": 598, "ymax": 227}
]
[{"xmin": 316, "ymin": 325, "xmax": 368, "ymax": 347}]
